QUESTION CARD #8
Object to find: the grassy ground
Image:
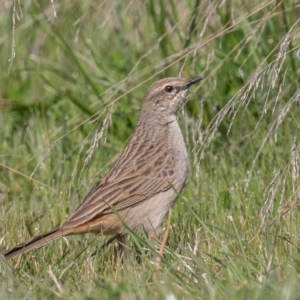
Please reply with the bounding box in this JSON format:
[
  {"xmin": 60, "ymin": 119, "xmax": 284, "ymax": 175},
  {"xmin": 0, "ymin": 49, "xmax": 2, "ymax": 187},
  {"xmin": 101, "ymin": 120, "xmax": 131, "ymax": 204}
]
[{"xmin": 0, "ymin": 0, "xmax": 300, "ymax": 299}]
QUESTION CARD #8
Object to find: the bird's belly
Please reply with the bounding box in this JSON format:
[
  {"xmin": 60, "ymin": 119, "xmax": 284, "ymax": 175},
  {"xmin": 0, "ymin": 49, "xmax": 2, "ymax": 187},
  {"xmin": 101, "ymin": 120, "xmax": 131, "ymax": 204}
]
[{"xmin": 122, "ymin": 188, "xmax": 179, "ymax": 236}]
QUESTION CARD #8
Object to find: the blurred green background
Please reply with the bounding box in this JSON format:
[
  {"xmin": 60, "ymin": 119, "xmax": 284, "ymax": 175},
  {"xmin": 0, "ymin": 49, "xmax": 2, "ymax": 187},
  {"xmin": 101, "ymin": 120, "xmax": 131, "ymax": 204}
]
[{"xmin": 0, "ymin": 0, "xmax": 300, "ymax": 299}]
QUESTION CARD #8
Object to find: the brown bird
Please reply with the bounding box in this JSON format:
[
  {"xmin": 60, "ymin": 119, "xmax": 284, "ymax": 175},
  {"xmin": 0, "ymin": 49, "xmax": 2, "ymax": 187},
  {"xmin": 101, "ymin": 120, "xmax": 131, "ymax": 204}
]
[{"xmin": 3, "ymin": 76, "xmax": 203, "ymax": 260}]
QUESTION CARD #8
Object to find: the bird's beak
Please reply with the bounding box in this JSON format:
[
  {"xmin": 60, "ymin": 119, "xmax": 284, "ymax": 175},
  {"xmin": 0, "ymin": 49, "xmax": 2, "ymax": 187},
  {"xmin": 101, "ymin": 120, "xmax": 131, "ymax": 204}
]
[{"xmin": 184, "ymin": 76, "xmax": 204, "ymax": 89}]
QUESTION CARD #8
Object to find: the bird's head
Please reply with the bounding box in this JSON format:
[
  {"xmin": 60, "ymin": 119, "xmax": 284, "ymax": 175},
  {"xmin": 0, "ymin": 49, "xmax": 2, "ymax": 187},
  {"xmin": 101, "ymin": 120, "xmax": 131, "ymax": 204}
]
[{"xmin": 141, "ymin": 76, "xmax": 203, "ymax": 124}]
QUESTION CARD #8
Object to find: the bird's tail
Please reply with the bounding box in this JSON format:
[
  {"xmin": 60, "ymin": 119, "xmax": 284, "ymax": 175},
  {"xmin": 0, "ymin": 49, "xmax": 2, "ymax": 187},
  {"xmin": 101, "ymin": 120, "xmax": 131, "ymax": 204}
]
[{"xmin": 3, "ymin": 227, "xmax": 72, "ymax": 260}]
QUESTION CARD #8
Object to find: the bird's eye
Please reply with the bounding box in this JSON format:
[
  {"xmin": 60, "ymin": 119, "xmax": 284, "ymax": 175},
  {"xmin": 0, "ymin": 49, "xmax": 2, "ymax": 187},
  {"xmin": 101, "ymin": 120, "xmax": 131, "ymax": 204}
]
[{"xmin": 165, "ymin": 85, "xmax": 174, "ymax": 93}]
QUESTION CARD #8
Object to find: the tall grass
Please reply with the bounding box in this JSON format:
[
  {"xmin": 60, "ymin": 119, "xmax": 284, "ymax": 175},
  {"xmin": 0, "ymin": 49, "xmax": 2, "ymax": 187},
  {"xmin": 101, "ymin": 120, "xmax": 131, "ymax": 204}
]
[{"xmin": 0, "ymin": 0, "xmax": 300, "ymax": 299}]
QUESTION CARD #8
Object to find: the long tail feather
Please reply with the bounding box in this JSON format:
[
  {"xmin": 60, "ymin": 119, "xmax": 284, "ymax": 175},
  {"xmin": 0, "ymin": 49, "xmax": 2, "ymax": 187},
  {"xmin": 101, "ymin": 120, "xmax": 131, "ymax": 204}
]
[{"xmin": 3, "ymin": 227, "xmax": 72, "ymax": 260}]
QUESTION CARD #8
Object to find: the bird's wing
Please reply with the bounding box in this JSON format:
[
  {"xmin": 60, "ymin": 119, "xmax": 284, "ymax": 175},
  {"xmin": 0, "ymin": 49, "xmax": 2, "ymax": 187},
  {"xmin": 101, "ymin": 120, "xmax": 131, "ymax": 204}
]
[{"xmin": 63, "ymin": 128, "xmax": 181, "ymax": 228}]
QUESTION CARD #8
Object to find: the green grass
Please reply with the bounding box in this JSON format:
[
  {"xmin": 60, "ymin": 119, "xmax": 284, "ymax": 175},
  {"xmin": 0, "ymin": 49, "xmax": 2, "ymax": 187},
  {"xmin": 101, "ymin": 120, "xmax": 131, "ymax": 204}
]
[{"xmin": 1, "ymin": 0, "xmax": 300, "ymax": 299}]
